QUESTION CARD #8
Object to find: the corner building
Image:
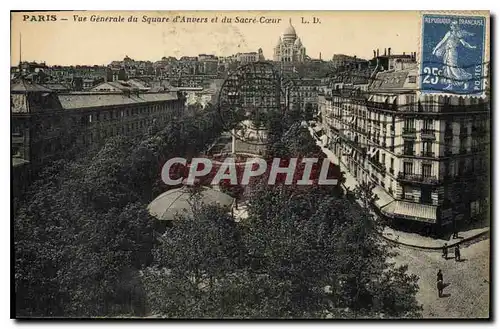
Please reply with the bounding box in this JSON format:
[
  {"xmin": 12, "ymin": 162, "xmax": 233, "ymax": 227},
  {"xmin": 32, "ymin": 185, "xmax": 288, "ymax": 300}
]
[{"xmin": 319, "ymin": 56, "xmax": 489, "ymax": 233}]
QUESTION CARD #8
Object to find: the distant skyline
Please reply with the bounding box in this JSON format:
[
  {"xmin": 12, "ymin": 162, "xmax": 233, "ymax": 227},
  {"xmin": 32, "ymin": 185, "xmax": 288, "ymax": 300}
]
[{"xmin": 11, "ymin": 11, "xmax": 489, "ymax": 66}]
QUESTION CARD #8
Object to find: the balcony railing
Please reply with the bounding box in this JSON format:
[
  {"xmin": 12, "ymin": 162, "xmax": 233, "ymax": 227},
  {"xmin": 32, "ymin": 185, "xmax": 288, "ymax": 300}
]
[
  {"xmin": 420, "ymin": 151, "xmax": 435, "ymax": 158},
  {"xmin": 402, "ymin": 127, "xmax": 417, "ymax": 139},
  {"xmin": 366, "ymin": 100, "xmax": 489, "ymax": 114},
  {"xmin": 444, "ymin": 149, "xmax": 453, "ymax": 156},
  {"xmin": 397, "ymin": 172, "xmax": 441, "ymax": 185},
  {"xmin": 403, "ymin": 194, "xmax": 415, "ymax": 201},
  {"xmin": 459, "ymin": 148, "xmax": 467, "ymax": 154},
  {"xmin": 369, "ymin": 158, "xmax": 386, "ymax": 174},
  {"xmin": 420, "ymin": 129, "xmax": 436, "ymax": 140}
]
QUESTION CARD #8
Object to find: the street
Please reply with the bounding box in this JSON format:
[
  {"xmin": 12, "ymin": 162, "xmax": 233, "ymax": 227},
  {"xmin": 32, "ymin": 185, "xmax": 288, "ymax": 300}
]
[{"xmin": 390, "ymin": 239, "xmax": 490, "ymax": 318}]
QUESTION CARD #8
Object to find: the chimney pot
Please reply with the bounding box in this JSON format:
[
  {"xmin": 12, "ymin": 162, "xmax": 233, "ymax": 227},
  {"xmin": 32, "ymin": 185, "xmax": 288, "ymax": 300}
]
[
  {"xmin": 388, "ymin": 47, "xmax": 391, "ymax": 56},
  {"xmin": 403, "ymin": 52, "xmax": 406, "ymax": 55},
  {"xmin": 384, "ymin": 48, "xmax": 387, "ymax": 56},
  {"xmin": 377, "ymin": 49, "xmax": 379, "ymax": 57}
]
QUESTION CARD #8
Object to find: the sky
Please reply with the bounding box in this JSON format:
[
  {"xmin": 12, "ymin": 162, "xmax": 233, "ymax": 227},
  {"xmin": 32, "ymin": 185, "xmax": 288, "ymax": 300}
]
[{"xmin": 10, "ymin": 10, "xmax": 489, "ymax": 66}]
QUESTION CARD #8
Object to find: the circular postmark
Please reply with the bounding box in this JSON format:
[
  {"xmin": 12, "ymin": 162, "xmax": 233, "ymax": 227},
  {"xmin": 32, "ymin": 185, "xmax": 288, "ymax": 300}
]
[{"xmin": 217, "ymin": 62, "xmax": 297, "ymax": 146}]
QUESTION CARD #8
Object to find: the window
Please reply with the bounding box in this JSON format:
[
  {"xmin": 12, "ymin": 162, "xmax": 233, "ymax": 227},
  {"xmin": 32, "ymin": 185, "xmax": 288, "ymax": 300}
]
[
  {"xmin": 445, "ymin": 121, "xmax": 453, "ymax": 132},
  {"xmin": 405, "ymin": 95, "xmax": 415, "ymax": 111},
  {"xmin": 404, "ymin": 118, "xmax": 415, "ymax": 129},
  {"xmin": 390, "ymin": 158, "xmax": 394, "ymax": 170},
  {"xmin": 460, "ymin": 137, "xmax": 467, "ymax": 151},
  {"xmin": 423, "ymin": 141, "xmax": 433, "ymax": 155},
  {"xmin": 422, "ymin": 164, "xmax": 432, "ymax": 178},
  {"xmin": 382, "ymin": 153, "xmax": 386, "ymax": 165},
  {"xmin": 88, "ymin": 115, "xmax": 92, "ymax": 123},
  {"xmin": 403, "ymin": 162, "xmax": 413, "ymax": 175},
  {"xmin": 408, "ymin": 76, "xmax": 417, "ymax": 83},
  {"xmin": 421, "ymin": 187, "xmax": 432, "ymax": 204},
  {"xmin": 403, "ymin": 185, "xmax": 413, "ymax": 200},
  {"xmin": 471, "ymin": 200, "xmax": 481, "ymax": 216},
  {"xmin": 12, "ymin": 126, "xmax": 23, "ymax": 137},
  {"xmin": 423, "ymin": 119, "xmax": 433, "ymax": 130},
  {"xmin": 404, "ymin": 140, "xmax": 414, "ymax": 155},
  {"xmin": 471, "ymin": 138, "xmax": 479, "ymax": 151},
  {"xmin": 458, "ymin": 160, "xmax": 465, "ymax": 175}
]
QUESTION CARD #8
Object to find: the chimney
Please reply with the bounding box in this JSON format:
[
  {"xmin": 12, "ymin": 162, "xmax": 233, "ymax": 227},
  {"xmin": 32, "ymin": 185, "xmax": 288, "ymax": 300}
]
[
  {"xmin": 384, "ymin": 48, "xmax": 387, "ymax": 56},
  {"xmin": 403, "ymin": 52, "xmax": 406, "ymax": 56},
  {"xmin": 388, "ymin": 48, "xmax": 391, "ymax": 57},
  {"xmin": 377, "ymin": 49, "xmax": 379, "ymax": 57},
  {"xmin": 373, "ymin": 50, "xmax": 376, "ymax": 58}
]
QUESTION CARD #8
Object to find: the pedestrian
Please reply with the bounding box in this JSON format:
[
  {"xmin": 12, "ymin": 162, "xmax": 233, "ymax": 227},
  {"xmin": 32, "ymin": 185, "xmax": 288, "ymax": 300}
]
[
  {"xmin": 442, "ymin": 243, "xmax": 448, "ymax": 259},
  {"xmin": 452, "ymin": 228, "xmax": 459, "ymax": 239},
  {"xmin": 455, "ymin": 245, "xmax": 461, "ymax": 261},
  {"xmin": 437, "ymin": 269, "xmax": 443, "ymax": 282},
  {"xmin": 437, "ymin": 270, "xmax": 444, "ymax": 298},
  {"xmin": 437, "ymin": 279, "xmax": 444, "ymax": 297}
]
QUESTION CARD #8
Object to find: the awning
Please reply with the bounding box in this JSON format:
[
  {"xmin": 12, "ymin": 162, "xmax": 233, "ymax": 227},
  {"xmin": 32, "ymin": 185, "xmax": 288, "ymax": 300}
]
[
  {"xmin": 382, "ymin": 201, "xmax": 437, "ymax": 224},
  {"xmin": 373, "ymin": 186, "xmax": 394, "ymax": 209}
]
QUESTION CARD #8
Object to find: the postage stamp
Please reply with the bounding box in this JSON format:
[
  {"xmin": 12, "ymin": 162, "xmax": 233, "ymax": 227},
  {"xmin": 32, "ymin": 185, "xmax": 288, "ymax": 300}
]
[{"xmin": 419, "ymin": 14, "xmax": 487, "ymax": 95}]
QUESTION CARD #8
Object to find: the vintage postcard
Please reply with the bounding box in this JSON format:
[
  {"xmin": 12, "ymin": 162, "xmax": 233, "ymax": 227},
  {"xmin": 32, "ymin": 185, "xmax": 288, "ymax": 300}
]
[{"xmin": 11, "ymin": 10, "xmax": 491, "ymax": 319}]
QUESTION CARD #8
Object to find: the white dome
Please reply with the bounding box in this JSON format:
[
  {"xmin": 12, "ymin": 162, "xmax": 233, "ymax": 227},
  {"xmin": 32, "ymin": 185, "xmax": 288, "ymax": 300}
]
[
  {"xmin": 294, "ymin": 38, "xmax": 302, "ymax": 47},
  {"xmin": 283, "ymin": 19, "xmax": 297, "ymax": 37},
  {"xmin": 148, "ymin": 186, "xmax": 234, "ymax": 221}
]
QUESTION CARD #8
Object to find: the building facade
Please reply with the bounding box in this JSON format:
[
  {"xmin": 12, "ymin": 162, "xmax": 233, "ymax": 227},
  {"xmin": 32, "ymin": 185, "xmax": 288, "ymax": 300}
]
[
  {"xmin": 318, "ymin": 55, "xmax": 490, "ymax": 232},
  {"xmin": 11, "ymin": 80, "xmax": 186, "ymax": 195},
  {"xmin": 273, "ymin": 19, "xmax": 307, "ymax": 63}
]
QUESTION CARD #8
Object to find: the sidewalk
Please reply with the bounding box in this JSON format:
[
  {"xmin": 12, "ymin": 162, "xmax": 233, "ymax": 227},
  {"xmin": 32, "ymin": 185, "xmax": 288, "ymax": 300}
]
[
  {"xmin": 307, "ymin": 125, "xmax": 490, "ymax": 250},
  {"xmin": 382, "ymin": 226, "xmax": 490, "ymax": 250}
]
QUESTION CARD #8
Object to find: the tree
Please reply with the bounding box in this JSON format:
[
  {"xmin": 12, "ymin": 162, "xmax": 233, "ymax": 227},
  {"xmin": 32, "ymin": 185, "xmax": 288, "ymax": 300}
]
[
  {"xmin": 139, "ymin": 118, "xmax": 421, "ymax": 319},
  {"xmin": 142, "ymin": 203, "xmax": 246, "ymax": 318},
  {"xmin": 242, "ymin": 184, "xmax": 421, "ymax": 318},
  {"xmin": 15, "ymin": 103, "xmax": 227, "ymax": 317},
  {"xmin": 140, "ymin": 180, "xmax": 421, "ymax": 318}
]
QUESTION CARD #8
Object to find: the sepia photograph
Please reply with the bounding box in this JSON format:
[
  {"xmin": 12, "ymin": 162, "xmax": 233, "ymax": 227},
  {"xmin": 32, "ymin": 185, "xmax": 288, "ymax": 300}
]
[{"xmin": 10, "ymin": 10, "xmax": 491, "ymax": 320}]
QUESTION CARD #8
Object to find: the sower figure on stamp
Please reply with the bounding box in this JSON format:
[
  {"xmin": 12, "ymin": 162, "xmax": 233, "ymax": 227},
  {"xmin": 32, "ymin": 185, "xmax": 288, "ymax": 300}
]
[{"xmin": 432, "ymin": 20, "xmax": 476, "ymax": 91}]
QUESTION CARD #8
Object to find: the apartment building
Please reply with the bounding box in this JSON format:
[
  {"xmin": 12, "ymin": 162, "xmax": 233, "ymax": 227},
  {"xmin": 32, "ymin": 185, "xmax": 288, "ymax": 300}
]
[
  {"xmin": 319, "ymin": 60, "xmax": 489, "ymax": 232},
  {"xmin": 11, "ymin": 79, "xmax": 186, "ymax": 195}
]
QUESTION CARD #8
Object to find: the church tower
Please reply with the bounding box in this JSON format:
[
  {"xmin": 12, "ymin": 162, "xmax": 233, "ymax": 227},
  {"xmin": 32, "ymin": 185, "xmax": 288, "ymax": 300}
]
[{"xmin": 273, "ymin": 19, "xmax": 306, "ymax": 63}]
